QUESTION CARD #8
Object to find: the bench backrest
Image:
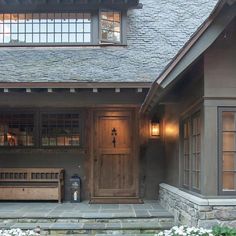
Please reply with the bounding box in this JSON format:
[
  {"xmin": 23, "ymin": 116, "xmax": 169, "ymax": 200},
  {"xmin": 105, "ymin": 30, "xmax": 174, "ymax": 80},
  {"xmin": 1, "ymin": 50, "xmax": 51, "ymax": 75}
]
[{"xmin": 0, "ymin": 168, "xmax": 64, "ymax": 182}]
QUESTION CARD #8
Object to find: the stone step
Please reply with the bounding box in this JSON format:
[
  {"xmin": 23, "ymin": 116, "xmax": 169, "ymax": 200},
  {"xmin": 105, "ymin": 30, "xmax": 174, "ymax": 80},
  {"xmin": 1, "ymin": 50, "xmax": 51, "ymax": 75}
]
[{"xmin": 0, "ymin": 217, "xmax": 174, "ymax": 235}]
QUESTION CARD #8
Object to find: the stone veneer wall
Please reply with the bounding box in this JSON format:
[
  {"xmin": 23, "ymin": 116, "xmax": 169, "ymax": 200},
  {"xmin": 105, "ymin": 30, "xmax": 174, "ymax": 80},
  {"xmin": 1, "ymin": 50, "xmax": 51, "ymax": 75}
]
[{"xmin": 159, "ymin": 183, "xmax": 236, "ymax": 229}]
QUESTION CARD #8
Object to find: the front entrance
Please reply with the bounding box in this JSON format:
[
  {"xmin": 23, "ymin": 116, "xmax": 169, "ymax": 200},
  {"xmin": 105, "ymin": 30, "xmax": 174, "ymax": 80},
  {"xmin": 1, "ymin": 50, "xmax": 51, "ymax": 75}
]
[{"xmin": 91, "ymin": 109, "xmax": 140, "ymax": 203}]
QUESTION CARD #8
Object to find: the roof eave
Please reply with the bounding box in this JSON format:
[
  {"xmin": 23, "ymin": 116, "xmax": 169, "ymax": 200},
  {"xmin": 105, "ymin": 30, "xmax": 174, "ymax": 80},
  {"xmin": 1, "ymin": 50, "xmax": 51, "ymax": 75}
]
[{"xmin": 140, "ymin": 0, "xmax": 236, "ymax": 115}]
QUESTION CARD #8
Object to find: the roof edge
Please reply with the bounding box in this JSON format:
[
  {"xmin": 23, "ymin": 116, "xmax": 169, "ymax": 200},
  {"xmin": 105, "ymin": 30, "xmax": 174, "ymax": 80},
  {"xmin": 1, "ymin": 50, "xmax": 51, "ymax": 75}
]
[{"xmin": 140, "ymin": 0, "xmax": 236, "ymax": 114}]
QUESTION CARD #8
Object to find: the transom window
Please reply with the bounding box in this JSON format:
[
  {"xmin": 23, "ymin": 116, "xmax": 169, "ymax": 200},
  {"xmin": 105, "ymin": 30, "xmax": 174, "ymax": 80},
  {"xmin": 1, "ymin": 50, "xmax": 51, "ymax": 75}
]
[
  {"xmin": 182, "ymin": 112, "xmax": 201, "ymax": 192},
  {"xmin": 0, "ymin": 13, "xmax": 91, "ymax": 44},
  {"xmin": 220, "ymin": 108, "xmax": 236, "ymax": 193},
  {"xmin": 0, "ymin": 110, "xmax": 81, "ymax": 148}
]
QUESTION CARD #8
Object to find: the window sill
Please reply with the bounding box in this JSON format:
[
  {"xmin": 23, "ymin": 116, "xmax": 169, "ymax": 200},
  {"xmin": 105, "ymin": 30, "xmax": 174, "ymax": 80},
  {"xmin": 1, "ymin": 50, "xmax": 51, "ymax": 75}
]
[
  {"xmin": 0, "ymin": 43, "xmax": 128, "ymax": 48},
  {"xmin": 0, "ymin": 147, "xmax": 87, "ymax": 154}
]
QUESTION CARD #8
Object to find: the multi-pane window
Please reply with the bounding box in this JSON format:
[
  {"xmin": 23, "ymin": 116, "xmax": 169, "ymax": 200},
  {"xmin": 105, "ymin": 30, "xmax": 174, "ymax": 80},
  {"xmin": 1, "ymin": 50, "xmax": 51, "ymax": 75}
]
[
  {"xmin": 0, "ymin": 113, "xmax": 34, "ymax": 147},
  {"xmin": 0, "ymin": 13, "xmax": 91, "ymax": 44},
  {"xmin": 220, "ymin": 110, "xmax": 236, "ymax": 192},
  {"xmin": 183, "ymin": 120, "xmax": 190, "ymax": 187},
  {"xmin": 192, "ymin": 115, "xmax": 201, "ymax": 190},
  {"xmin": 0, "ymin": 111, "xmax": 81, "ymax": 148},
  {"xmin": 100, "ymin": 11, "xmax": 121, "ymax": 43},
  {"xmin": 182, "ymin": 112, "xmax": 201, "ymax": 192},
  {"xmin": 41, "ymin": 113, "xmax": 80, "ymax": 147}
]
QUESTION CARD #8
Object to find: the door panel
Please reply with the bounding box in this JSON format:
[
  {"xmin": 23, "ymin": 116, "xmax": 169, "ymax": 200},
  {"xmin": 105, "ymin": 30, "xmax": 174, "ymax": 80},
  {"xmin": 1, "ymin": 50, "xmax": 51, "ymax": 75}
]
[{"xmin": 93, "ymin": 110, "xmax": 137, "ymax": 198}]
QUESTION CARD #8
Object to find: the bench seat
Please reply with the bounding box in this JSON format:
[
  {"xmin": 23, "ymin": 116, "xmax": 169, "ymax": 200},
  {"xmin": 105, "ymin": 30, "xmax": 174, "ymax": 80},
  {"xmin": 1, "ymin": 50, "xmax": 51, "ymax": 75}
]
[{"xmin": 0, "ymin": 168, "xmax": 64, "ymax": 203}]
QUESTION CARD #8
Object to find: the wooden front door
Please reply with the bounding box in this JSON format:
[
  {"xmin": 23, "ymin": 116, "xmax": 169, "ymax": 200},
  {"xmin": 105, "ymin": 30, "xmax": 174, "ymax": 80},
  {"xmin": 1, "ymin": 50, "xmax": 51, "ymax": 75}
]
[{"xmin": 92, "ymin": 110, "xmax": 139, "ymax": 202}]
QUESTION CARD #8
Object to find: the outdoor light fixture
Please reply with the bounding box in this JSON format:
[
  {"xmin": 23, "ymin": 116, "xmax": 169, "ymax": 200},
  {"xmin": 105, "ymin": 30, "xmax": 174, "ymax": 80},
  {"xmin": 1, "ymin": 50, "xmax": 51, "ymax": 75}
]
[{"xmin": 150, "ymin": 119, "xmax": 160, "ymax": 138}]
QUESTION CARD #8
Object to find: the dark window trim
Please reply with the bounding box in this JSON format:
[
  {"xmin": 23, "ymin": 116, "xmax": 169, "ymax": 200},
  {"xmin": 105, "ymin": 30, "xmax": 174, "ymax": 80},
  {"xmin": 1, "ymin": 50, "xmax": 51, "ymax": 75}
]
[
  {"xmin": 0, "ymin": 9, "xmax": 127, "ymax": 47},
  {"xmin": 99, "ymin": 9, "xmax": 122, "ymax": 44},
  {"xmin": 0, "ymin": 108, "xmax": 84, "ymax": 149},
  {"xmin": 218, "ymin": 107, "xmax": 236, "ymax": 196}
]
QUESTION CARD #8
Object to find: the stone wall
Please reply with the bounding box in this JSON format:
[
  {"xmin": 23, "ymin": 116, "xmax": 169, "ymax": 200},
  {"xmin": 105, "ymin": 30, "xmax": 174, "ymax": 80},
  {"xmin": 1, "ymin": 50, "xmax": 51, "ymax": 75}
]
[{"xmin": 159, "ymin": 183, "xmax": 236, "ymax": 228}]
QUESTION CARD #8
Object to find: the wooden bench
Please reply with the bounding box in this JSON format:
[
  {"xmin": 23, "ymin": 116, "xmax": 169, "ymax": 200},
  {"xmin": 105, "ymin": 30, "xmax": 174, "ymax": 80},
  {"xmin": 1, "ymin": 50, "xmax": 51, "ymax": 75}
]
[{"xmin": 0, "ymin": 168, "xmax": 64, "ymax": 203}]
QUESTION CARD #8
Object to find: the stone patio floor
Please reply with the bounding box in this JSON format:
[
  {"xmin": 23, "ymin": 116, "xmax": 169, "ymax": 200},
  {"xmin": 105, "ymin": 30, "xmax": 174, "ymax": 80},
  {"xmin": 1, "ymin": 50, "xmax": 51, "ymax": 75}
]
[
  {"xmin": 0, "ymin": 201, "xmax": 174, "ymax": 235},
  {"xmin": 0, "ymin": 200, "xmax": 172, "ymax": 219}
]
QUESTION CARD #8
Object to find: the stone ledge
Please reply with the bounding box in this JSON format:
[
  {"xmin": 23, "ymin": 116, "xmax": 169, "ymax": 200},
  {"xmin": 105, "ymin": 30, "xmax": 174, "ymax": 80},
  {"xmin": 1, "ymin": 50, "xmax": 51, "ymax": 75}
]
[{"xmin": 160, "ymin": 183, "xmax": 236, "ymax": 206}]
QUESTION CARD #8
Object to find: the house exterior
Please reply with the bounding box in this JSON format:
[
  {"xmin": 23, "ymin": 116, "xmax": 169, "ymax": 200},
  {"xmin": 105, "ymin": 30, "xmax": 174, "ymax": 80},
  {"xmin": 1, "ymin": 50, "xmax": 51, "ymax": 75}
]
[
  {"xmin": 0, "ymin": 0, "xmax": 235, "ymax": 228},
  {"xmin": 142, "ymin": 0, "xmax": 236, "ymax": 228}
]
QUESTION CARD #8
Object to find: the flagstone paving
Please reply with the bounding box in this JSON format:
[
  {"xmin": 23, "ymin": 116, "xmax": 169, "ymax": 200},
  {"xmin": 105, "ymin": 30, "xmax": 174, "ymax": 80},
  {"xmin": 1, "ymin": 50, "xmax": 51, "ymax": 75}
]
[
  {"xmin": 0, "ymin": 201, "xmax": 174, "ymax": 235},
  {"xmin": 0, "ymin": 200, "xmax": 172, "ymax": 219}
]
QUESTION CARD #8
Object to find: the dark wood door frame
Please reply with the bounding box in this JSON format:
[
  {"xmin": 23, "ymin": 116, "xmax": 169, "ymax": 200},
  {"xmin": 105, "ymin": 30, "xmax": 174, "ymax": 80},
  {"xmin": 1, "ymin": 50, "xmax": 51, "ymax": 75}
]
[{"xmin": 89, "ymin": 107, "xmax": 141, "ymax": 204}]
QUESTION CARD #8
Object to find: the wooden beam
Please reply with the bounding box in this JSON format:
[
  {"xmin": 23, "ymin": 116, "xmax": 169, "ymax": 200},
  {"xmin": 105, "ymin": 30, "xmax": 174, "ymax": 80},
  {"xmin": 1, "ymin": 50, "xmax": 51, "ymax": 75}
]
[{"xmin": 0, "ymin": 82, "xmax": 151, "ymax": 89}]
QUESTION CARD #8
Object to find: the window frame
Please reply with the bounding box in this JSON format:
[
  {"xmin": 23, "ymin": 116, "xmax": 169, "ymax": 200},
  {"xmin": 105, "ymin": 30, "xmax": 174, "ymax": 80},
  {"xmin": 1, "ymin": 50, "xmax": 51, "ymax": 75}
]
[
  {"xmin": 218, "ymin": 107, "xmax": 236, "ymax": 195},
  {"xmin": 0, "ymin": 109, "xmax": 37, "ymax": 148},
  {"xmin": 99, "ymin": 9, "xmax": 122, "ymax": 44},
  {"xmin": 39, "ymin": 110, "xmax": 84, "ymax": 148},
  {"xmin": 181, "ymin": 111, "xmax": 201, "ymax": 193},
  {"xmin": 0, "ymin": 10, "xmax": 127, "ymax": 47},
  {"xmin": 0, "ymin": 108, "xmax": 84, "ymax": 149}
]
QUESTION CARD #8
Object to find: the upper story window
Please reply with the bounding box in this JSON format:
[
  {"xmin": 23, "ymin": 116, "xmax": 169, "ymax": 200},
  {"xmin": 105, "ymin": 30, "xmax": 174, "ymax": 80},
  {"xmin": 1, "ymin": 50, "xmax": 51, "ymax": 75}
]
[
  {"xmin": 0, "ymin": 13, "xmax": 91, "ymax": 44},
  {"xmin": 100, "ymin": 11, "xmax": 121, "ymax": 43},
  {"xmin": 0, "ymin": 10, "xmax": 124, "ymax": 46}
]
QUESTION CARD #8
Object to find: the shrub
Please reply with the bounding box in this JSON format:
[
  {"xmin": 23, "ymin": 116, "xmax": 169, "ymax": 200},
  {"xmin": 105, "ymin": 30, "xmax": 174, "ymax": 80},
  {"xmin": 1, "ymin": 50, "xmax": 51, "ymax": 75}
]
[
  {"xmin": 212, "ymin": 225, "xmax": 236, "ymax": 236},
  {"xmin": 0, "ymin": 229, "xmax": 39, "ymax": 236},
  {"xmin": 157, "ymin": 226, "xmax": 213, "ymax": 236}
]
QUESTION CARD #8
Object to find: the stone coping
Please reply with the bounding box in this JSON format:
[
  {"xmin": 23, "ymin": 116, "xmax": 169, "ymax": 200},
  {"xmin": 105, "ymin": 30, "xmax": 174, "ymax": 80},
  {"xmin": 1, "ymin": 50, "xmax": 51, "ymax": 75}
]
[{"xmin": 160, "ymin": 183, "xmax": 236, "ymax": 206}]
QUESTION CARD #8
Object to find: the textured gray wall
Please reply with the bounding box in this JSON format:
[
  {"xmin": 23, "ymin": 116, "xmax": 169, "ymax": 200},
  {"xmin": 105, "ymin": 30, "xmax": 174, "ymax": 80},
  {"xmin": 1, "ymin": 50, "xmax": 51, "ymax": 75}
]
[{"xmin": 0, "ymin": 0, "xmax": 217, "ymax": 82}]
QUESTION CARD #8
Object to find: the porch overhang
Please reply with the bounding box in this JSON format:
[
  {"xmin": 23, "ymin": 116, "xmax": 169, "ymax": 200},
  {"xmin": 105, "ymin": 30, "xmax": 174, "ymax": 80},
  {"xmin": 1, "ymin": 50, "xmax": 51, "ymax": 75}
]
[
  {"xmin": 0, "ymin": 0, "xmax": 142, "ymax": 13},
  {"xmin": 0, "ymin": 82, "xmax": 151, "ymax": 93},
  {"xmin": 140, "ymin": 0, "xmax": 236, "ymax": 114}
]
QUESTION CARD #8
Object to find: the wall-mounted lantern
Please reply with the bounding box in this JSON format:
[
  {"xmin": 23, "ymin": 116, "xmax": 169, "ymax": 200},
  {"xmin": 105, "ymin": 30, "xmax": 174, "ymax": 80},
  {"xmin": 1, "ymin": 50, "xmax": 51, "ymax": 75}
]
[{"xmin": 150, "ymin": 119, "xmax": 160, "ymax": 138}]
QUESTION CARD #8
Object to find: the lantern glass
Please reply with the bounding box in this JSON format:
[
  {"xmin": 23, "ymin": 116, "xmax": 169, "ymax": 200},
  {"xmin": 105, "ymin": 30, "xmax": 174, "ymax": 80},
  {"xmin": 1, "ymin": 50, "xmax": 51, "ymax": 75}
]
[{"xmin": 151, "ymin": 121, "xmax": 160, "ymax": 137}]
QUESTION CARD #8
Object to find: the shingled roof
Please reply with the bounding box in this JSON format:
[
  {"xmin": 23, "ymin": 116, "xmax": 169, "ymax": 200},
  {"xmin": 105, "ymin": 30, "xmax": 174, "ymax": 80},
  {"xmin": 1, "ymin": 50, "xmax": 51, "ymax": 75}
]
[{"xmin": 0, "ymin": 0, "xmax": 218, "ymax": 83}]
